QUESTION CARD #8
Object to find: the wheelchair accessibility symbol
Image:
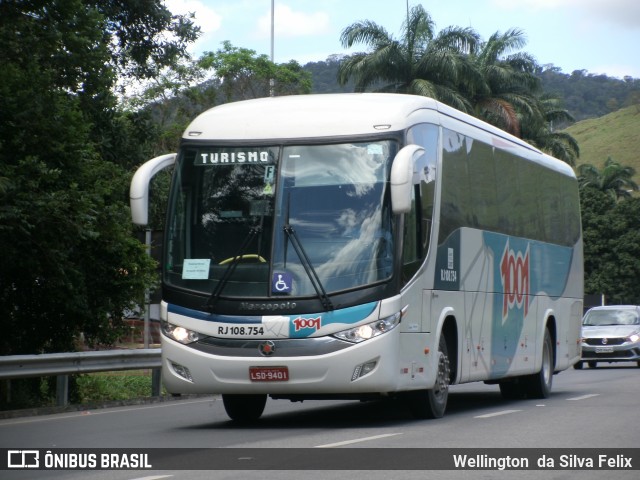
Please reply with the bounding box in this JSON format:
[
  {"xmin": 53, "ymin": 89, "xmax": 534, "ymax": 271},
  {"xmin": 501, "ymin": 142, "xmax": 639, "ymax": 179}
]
[{"xmin": 272, "ymin": 272, "xmax": 293, "ymax": 294}]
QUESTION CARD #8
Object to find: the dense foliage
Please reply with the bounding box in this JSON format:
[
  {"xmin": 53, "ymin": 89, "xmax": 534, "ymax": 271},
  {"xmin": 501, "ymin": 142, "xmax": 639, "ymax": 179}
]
[
  {"xmin": 198, "ymin": 41, "xmax": 312, "ymax": 102},
  {"xmin": 538, "ymin": 68, "xmax": 640, "ymax": 122},
  {"xmin": 580, "ymin": 189, "xmax": 640, "ymax": 305},
  {"xmin": 0, "ymin": 0, "xmax": 198, "ymax": 357}
]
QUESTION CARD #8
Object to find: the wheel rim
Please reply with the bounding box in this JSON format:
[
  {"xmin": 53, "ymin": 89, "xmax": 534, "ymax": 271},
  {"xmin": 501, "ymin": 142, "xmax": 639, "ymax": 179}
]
[{"xmin": 542, "ymin": 336, "xmax": 552, "ymax": 386}]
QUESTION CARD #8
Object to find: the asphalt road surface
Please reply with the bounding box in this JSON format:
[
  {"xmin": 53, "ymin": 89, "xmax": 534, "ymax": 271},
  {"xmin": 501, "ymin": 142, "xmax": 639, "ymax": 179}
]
[{"xmin": 2, "ymin": 362, "xmax": 639, "ymax": 480}]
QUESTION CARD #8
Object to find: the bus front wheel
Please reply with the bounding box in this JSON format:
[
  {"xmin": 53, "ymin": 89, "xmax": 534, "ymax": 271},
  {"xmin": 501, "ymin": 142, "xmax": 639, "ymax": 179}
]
[
  {"xmin": 222, "ymin": 394, "xmax": 267, "ymax": 422},
  {"xmin": 407, "ymin": 335, "xmax": 450, "ymax": 419}
]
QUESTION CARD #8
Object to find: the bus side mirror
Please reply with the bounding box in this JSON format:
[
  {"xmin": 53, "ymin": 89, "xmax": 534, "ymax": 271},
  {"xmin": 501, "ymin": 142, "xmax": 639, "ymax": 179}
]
[
  {"xmin": 130, "ymin": 153, "xmax": 177, "ymax": 226},
  {"xmin": 390, "ymin": 144, "xmax": 424, "ymax": 214}
]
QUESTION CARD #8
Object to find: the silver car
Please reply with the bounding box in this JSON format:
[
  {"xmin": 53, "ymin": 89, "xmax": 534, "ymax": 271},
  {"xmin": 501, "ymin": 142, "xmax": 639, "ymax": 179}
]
[{"xmin": 575, "ymin": 305, "xmax": 640, "ymax": 369}]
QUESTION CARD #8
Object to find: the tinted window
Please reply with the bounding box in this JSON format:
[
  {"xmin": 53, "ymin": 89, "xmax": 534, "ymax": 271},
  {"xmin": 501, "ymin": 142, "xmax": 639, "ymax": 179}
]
[{"xmin": 439, "ymin": 128, "xmax": 580, "ymax": 246}]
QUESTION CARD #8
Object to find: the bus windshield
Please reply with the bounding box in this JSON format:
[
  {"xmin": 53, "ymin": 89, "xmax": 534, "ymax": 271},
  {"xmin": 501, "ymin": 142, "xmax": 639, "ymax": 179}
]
[{"xmin": 164, "ymin": 140, "xmax": 396, "ymax": 300}]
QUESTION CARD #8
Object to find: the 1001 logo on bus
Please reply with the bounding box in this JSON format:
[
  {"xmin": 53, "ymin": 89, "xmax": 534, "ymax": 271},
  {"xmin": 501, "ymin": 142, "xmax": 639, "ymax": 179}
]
[
  {"xmin": 292, "ymin": 316, "xmax": 322, "ymax": 332},
  {"xmin": 500, "ymin": 242, "xmax": 530, "ymax": 318}
]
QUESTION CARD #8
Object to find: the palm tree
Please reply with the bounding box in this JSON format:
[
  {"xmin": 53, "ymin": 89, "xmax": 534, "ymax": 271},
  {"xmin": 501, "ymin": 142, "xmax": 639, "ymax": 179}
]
[
  {"xmin": 337, "ymin": 5, "xmax": 480, "ymax": 112},
  {"xmin": 577, "ymin": 157, "xmax": 639, "ymax": 200},
  {"xmin": 521, "ymin": 93, "xmax": 580, "ymax": 165},
  {"xmin": 462, "ymin": 29, "xmax": 583, "ymax": 160},
  {"xmin": 467, "ymin": 28, "xmax": 541, "ymax": 137}
]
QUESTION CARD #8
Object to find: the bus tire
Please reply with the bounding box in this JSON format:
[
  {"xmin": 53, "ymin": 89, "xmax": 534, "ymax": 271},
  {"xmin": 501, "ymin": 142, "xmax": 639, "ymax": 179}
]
[
  {"xmin": 499, "ymin": 378, "xmax": 526, "ymax": 399},
  {"xmin": 524, "ymin": 328, "xmax": 554, "ymax": 399},
  {"xmin": 222, "ymin": 394, "xmax": 267, "ymax": 422},
  {"xmin": 407, "ymin": 335, "xmax": 450, "ymax": 419}
]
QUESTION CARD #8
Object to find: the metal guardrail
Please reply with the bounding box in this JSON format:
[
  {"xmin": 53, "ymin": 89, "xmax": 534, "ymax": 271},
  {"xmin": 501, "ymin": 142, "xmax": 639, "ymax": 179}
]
[
  {"xmin": 0, "ymin": 349, "xmax": 162, "ymax": 407},
  {"xmin": 0, "ymin": 349, "xmax": 161, "ymax": 379}
]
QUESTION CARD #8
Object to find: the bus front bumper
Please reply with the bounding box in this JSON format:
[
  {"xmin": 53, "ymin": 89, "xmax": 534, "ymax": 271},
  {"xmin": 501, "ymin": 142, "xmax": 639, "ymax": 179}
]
[{"xmin": 160, "ymin": 329, "xmax": 433, "ymax": 396}]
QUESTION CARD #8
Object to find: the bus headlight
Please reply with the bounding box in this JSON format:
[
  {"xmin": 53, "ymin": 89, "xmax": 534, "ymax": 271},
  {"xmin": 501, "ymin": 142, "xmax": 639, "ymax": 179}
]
[
  {"xmin": 161, "ymin": 320, "xmax": 201, "ymax": 345},
  {"xmin": 332, "ymin": 312, "xmax": 401, "ymax": 343}
]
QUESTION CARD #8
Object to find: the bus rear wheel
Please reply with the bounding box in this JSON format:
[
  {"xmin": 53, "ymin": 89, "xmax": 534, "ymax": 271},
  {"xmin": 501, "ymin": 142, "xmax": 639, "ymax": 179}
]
[
  {"xmin": 222, "ymin": 394, "xmax": 267, "ymax": 422},
  {"xmin": 407, "ymin": 335, "xmax": 450, "ymax": 419},
  {"xmin": 523, "ymin": 328, "xmax": 554, "ymax": 398},
  {"xmin": 499, "ymin": 328, "xmax": 554, "ymax": 399}
]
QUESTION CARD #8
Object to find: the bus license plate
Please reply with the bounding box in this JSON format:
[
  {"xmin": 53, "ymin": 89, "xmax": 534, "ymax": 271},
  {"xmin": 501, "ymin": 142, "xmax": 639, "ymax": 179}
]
[{"xmin": 249, "ymin": 366, "xmax": 289, "ymax": 382}]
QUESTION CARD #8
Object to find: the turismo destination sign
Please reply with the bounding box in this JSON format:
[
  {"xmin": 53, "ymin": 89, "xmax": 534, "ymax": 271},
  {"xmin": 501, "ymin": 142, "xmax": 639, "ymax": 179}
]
[{"xmin": 195, "ymin": 149, "xmax": 273, "ymax": 165}]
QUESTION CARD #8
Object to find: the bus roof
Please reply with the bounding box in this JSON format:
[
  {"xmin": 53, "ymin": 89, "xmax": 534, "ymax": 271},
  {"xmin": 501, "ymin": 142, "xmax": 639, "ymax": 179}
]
[
  {"xmin": 183, "ymin": 93, "xmax": 575, "ymax": 178},
  {"xmin": 184, "ymin": 93, "xmax": 438, "ymax": 140}
]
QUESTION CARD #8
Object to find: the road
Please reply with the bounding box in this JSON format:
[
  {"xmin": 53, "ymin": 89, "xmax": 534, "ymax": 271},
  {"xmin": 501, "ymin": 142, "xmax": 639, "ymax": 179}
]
[{"xmin": 1, "ymin": 363, "xmax": 639, "ymax": 480}]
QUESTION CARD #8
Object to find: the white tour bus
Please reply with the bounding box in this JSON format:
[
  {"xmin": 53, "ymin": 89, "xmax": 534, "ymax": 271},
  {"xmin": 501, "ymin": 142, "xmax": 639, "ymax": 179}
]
[{"xmin": 130, "ymin": 93, "xmax": 583, "ymax": 421}]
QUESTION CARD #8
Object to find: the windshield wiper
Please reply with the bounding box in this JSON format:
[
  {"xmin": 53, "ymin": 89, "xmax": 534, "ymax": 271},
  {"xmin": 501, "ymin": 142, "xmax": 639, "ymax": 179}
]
[
  {"xmin": 283, "ymin": 224, "xmax": 334, "ymax": 311},
  {"xmin": 204, "ymin": 225, "xmax": 262, "ymax": 311}
]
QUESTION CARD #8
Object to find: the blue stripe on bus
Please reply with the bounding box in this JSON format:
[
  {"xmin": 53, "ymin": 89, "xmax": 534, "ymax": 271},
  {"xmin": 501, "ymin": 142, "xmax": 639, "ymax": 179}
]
[{"xmin": 167, "ymin": 301, "xmax": 379, "ymax": 329}]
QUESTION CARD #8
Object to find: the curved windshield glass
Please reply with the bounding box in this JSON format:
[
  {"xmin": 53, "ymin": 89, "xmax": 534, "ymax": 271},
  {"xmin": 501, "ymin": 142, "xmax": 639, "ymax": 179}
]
[
  {"xmin": 273, "ymin": 143, "xmax": 395, "ymax": 296},
  {"xmin": 164, "ymin": 141, "xmax": 396, "ymax": 300}
]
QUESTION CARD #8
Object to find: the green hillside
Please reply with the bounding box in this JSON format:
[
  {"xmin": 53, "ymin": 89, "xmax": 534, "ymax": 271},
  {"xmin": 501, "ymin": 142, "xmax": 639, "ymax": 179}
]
[{"xmin": 564, "ymin": 105, "xmax": 640, "ymax": 180}]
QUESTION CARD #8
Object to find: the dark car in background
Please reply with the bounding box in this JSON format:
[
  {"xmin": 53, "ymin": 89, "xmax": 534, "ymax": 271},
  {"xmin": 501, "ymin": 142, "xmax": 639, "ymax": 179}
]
[{"xmin": 575, "ymin": 305, "xmax": 640, "ymax": 369}]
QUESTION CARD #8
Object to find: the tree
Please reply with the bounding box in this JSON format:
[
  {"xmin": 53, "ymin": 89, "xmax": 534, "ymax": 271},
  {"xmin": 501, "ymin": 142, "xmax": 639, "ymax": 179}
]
[
  {"xmin": 580, "ymin": 189, "xmax": 640, "ymax": 304},
  {"xmin": 577, "ymin": 157, "xmax": 639, "ymax": 200},
  {"xmin": 521, "ymin": 93, "xmax": 580, "ymax": 165},
  {"xmin": 466, "ymin": 29, "xmax": 541, "ymax": 137},
  {"xmin": 579, "ymin": 188, "xmax": 616, "ymax": 298},
  {"xmin": 304, "ymin": 55, "xmax": 355, "ymax": 93},
  {"xmin": 95, "ymin": 0, "xmax": 199, "ymax": 86},
  {"xmin": 0, "ymin": 0, "xmax": 198, "ymax": 361},
  {"xmin": 124, "ymin": 58, "xmax": 215, "ymax": 155},
  {"xmin": 601, "ymin": 198, "xmax": 640, "ymax": 304},
  {"xmin": 337, "ymin": 5, "xmax": 480, "ymax": 112},
  {"xmin": 464, "ymin": 29, "xmax": 581, "ymax": 164},
  {"xmin": 198, "ymin": 41, "xmax": 312, "ymax": 102}
]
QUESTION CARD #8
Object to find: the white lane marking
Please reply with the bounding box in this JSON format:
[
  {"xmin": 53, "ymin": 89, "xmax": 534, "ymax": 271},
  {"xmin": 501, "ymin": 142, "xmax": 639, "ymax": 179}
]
[
  {"xmin": 315, "ymin": 433, "xmax": 403, "ymax": 448},
  {"xmin": 474, "ymin": 409, "xmax": 521, "ymax": 418},
  {"xmin": 129, "ymin": 476, "xmax": 174, "ymax": 480},
  {"xmin": 567, "ymin": 393, "xmax": 600, "ymax": 401},
  {"xmin": 0, "ymin": 398, "xmax": 217, "ymax": 426}
]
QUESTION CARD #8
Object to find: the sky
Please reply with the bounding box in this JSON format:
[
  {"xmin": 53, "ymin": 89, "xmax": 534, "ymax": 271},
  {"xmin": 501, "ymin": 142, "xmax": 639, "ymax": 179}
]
[{"xmin": 164, "ymin": 0, "xmax": 640, "ymax": 79}]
